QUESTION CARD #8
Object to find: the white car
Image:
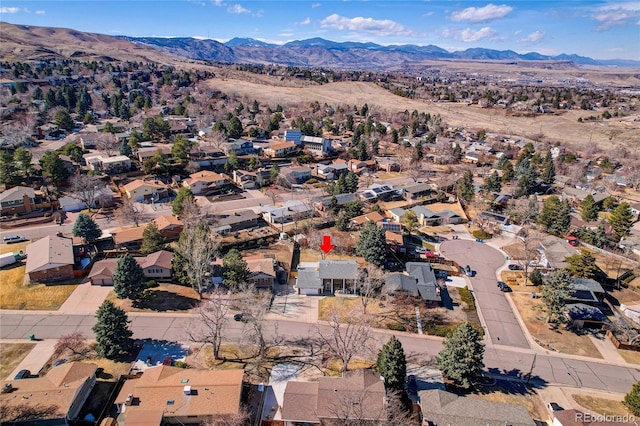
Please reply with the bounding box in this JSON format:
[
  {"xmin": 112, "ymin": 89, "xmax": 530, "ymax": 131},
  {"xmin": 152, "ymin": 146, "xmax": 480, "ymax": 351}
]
[{"xmin": 415, "ymin": 247, "xmax": 428, "ymax": 254}]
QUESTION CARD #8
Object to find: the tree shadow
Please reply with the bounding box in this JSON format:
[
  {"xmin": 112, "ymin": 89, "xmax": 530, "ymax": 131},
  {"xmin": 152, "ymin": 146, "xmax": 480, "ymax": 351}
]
[
  {"xmin": 482, "ymin": 367, "xmax": 548, "ymax": 394},
  {"xmin": 134, "ymin": 290, "xmax": 199, "ymax": 311}
]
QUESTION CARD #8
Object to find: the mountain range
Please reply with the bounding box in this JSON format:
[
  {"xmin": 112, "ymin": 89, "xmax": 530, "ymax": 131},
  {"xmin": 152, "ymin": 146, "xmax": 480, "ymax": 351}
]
[
  {"xmin": 121, "ymin": 35, "xmax": 639, "ymax": 68},
  {"xmin": 1, "ymin": 22, "xmax": 637, "ymax": 69}
]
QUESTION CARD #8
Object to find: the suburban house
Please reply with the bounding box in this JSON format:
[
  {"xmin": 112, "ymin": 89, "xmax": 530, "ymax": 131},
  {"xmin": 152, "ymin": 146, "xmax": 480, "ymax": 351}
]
[
  {"xmin": 350, "ymin": 211, "xmax": 385, "ymax": 229},
  {"xmin": 25, "ymin": 235, "xmax": 75, "ymax": 283},
  {"xmin": 245, "ymin": 255, "xmax": 277, "ymax": 289},
  {"xmin": 123, "ymin": 180, "xmax": 170, "ymax": 202},
  {"xmin": 232, "ymin": 169, "xmax": 271, "ymax": 189},
  {"xmin": 389, "ymin": 206, "xmax": 462, "ymax": 227},
  {"xmin": 568, "ymin": 278, "xmax": 606, "ymax": 305},
  {"xmin": 347, "ymin": 158, "xmax": 376, "ymax": 174},
  {"xmin": 561, "ymin": 187, "xmax": 609, "ymax": 206},
  {"xmin": 261, "ymin": 201, "xmax": 314, "ymax": 226},
  {"xmin": 212, "ymin": 210, "xmax": 262, "ymax": 234},
  {"xmin": 153, "ymin": 215, "xmax": 184, "ymax": 240},
  {"xmin": 114, "ymin": 366, "xmax": 244, "ymax": 426},
  {"xmin": 375, "ymin": 156, "xmax": 400, "ymax": 172},
  {"xmin": 221, "ymin": 138, "xmax": 254, "ymax": 156},
  {"xmin": 402, "ymin": 182, "xmax": 435, "ymax": 200},
  {"xmin": 385, "ymin": 262, "xmax": 442, "ymax": 307},
  {"xmin": 137, "ymin": 145, "xmax": 172, "ymax": 162},
  {"xmin": 312, "ymin": 193, "xmax": 358, "ymax": 212},
  {"xmin": 111, "ymin": 226, "xmax": 146, "ymax": 249},
  {"xmin": 281, "ymin": 369, "xmax": 386, "ymax": 425},
  {"xmin": 0, "ymin": 362, "xmax": 98, "ymax": 426},
  {"xmin": 566, "ymin": 303, "xmax": 609, "ymax": 329},
  {"xmin": 264, "ymin": 141, "xmax": 298, "ymax": 158},
  {"xmin": 182, "ymin": 170, "xmax": 228, "ymax": 195},
  {"xmin": 301, "ymin": 135, "xmax": 331, "ymax": 157},
  {"xmin": 280, "ymin": 166, "xmax": 312, "ymax": 184},
  {"xmin": 418, "ymin": 389, "xmax": 535, "ymax": 426},
  {"xmin": 88, "ymin": 250, "xmax": 173, "ymax": 285},
  {"xmin": 360, "ymin": 184, "xmax": 396, "ymax": 202},
  {"xmin": 537, "ymin": 235, "xmax": 579, "ymax": 270},
  {"xmin": 58, "ymin": 185, "xmax": 115, "ymax": 212},
  {"xmin": 316, "ymin": 162, "xmax": 349, "ymax": 180},
  {"xmin": 295, "ymin": 260, "xmax": 358, "ymax": 295},
  {"xmin": 99, "ymin": 155, "xmax": 132, "ymax": 174},
  {"xmin": 283, "ymin": 129, "xmax": 302, "ymax": 145},
  {"xmin": 0, "ymin": 186, "xmax": 38, "ymax": 215}
]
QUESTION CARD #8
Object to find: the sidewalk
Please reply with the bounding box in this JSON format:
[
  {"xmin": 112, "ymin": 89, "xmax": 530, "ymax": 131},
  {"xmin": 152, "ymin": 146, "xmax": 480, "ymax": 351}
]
[{"xmin": 4, "ymin": 339, "xmax": 57, "ymax": 380}]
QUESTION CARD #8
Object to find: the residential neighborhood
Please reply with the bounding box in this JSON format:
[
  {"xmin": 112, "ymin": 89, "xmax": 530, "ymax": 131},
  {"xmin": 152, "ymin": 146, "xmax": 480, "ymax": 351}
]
[{"xmin": 1, "ymin": 48, "xmax": 640, "ymax": 426}]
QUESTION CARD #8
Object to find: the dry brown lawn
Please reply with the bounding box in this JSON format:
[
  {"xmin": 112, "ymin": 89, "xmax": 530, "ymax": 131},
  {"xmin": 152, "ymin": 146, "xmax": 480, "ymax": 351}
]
[
  {"xmin": 510, "ymin": 293, "xmax": 603, "ymax": 358},
  {"xmin": 471, "ymin": 390, "xmax": 544, "ymax": 420},
  {"xmin": 0, "ymin": 263, "xmax": 79, "ymax": 310},
  {"xmin": 572, "ymin": 393, "xmax": 631, "ymax": 417},
  {"xmin": 298, "ymin": 249, "xmax": 362, "ymax": 263},
  {"xmin": 106, "ymin": 283, "xmax": 201, "ymax": 312},
  {"xmin": 205, "ymin": 78, "xmax": 640, "ymax": 149},
  {"xmin": 618, "ymin": 349, "xmax": 640, "ymax": 365},
  {"xmin": 0, "ymin": 343, "xmax": 36, "ymax": 379},
  {"xmin": 0, "ymin": 241, "xmax": 28, "ymax": 255}
]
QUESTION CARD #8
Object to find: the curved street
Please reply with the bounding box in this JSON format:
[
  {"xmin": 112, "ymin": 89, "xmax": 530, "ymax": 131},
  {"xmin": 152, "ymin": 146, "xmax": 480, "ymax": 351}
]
[{"xmin": 440, "ymin": 238, "xmax": 530, "ymax": 348}]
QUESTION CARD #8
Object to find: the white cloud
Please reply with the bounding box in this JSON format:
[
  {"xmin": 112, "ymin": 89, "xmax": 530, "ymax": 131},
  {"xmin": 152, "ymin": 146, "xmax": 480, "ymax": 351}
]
[
  {"xmin": 300, "ymin": 17, "xmax": 311, "ymax": 25},
  {"xmin": 279, "ymin": 31, "xmax": 294, "ymax": 37},
  {"xmin": 450, "ymin": 3, "xmax": 513, "ymax": 23},
  {"xmin": 441, "ymin": 26, "xmax": 499, "ymax": 42},
  {"xmin": 227, "ymin": 4, "xmax": 250, "ymax": 14},
  {"xmin": 591, "ymin": 1, "xmax": 640, "ymax": 30},
  {"xmin": 422, "ymin": 11, "xmax": 434, "ymax": 17},
  {"xmin": 35, "ymin": 9, "xmax": 45, "ymax": 14},
  {"xmin": 311, "ymin": 3, "xmax": 321, "ymax": 8},
  {"xmin": 0, "ymin": 7, "xmax": 20, "ymax": 13},
  {"xmin": 212, "ymin": 0, "xmax": 225, "ymax": 5},
  {"xmin": 518, "ymin": 30, "xmax": 545, "ymax": 43},
  {"xmin": 320, "ymin": 13, "xmax": 414, "ymax": 36}
]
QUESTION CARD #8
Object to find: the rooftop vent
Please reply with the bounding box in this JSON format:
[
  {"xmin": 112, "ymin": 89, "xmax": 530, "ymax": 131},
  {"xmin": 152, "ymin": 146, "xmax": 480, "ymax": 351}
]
[
  {"xmin": 125, "ymin": 394, "xmax": 133, "ymax": 406},
  {"xmin": 183, "ymin": 385, "xmax": 192, "ymax": 395}
]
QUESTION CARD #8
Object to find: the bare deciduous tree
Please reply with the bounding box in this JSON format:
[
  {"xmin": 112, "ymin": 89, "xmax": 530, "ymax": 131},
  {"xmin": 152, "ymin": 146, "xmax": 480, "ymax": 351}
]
[
  {"xmin": 189, "ymin": 289, "xmax": 230, "ymax": 360},
  {"xmin": 116, "ymin": 197, "xmax": 143, "ymax": 227},
  {"xmin": 176, "ymin": 224, "xmax": 217, "ymax": 299},
  {"xmin": 70, "ymin": 174, "xmax": 101, "ymax": 211},
  {"xmin": 357, "ymin": 266, "xmax": 384, "ymax": 314},
  {"xmin": 516, "ymin": 226, "xmax": 542, "ymax": 285},
  {"xmin": 318, "ymin": 308, "xmax": 374, "ymax": 373},
  {"xmin": 236, "ymin": 284, "xmax": 283, "ymax": 364},
  {"xmin": 53, "ymin": 331, "xmax": 89, "ymax": 359},
  {"xmin": 96, "ymin": 133, "xmax": 118, "ymax": 157},
  {"xmin": 609, "ymin": 320, "xmax": 640, "ymax": 345}
]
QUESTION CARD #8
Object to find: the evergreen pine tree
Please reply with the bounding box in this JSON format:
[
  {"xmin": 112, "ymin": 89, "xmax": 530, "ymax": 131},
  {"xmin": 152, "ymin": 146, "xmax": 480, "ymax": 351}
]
[
  {"xmin": 541, "ymin": 269, "xmax": 572, "ymax": 326},
  {"xmin": 377, "ymin": 336, "xmax": 407, "ymax": 392},
  {"xmin": 72, "ymin": 213, "xmax": 102, "ymax": 243},
  {"xmin": 140, "ymin": 222, "xmax": 166, "ymax": 254},
  {"xmin": 112, "ymin": 253, "xmax": 146, "ymax": 301},
  {"xmin": 565, "ymin": 250, "xmax": 598, "ymax": 279},
  {"xmin": 624, "ymin": 381, "xmax": 640, "ymax": 416},
  {"xmin": 501, "ymin": 160, "xmax": 515, "ymax": 182},
  {"xmin": 92, "ymin": 300, "xmax": 133, "ymax": 359},
  {"xmin": 456, "ymin": 170, "xmax": 475, "ymax": 203},
  {"xmin": 609, "ymin": 202, "xmax": 635, "ymax": 241},
  {"xmin": 172, "ymin": 187, "xmax": 194, "ymax": 216},
  {"xmin": 345, "ymin": 171, "xmax": 359, "ymax": 193},
  {"xmin": 356, "ymin": 221, "xmax": 386, "ymax": 267},
  {"xmin": 222, "ymin": 248, "xmax": 250, "ymax": 292},
  {"xmin": 541, "ymin": 151, "xmax": 556, "ymax": 184},
  {"xmin": 436, "ymin": 322, "xmax": 485, "ymax": 389},
  {"xmin": 580, "ymin": 194, "xmax": 599, "ymax": 222}
]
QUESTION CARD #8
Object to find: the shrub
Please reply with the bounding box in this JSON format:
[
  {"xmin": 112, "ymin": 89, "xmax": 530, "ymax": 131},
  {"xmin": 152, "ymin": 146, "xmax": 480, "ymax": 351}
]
[
  {"xmin": 472, "ymin": 229, "xmax": 492, "ymax": 239},
  {"xmin": 44, "ymin": 212, "xmax": 51, "ymax": 217},
  {"xmin": 305, "ymin": 178, "xmax": 318, "ymax": 184},
  {"xmin": 145, "ymin": 280, "xmax": 158, "ymax": 288},
  {"xmin": 174, "ymin": 361, "xmax": 188, "ymax": 368},
  {"xmin": 458, "ymin": 286, "xmax": 476, "ymax": 311},
  {"xmin": 387, "ymin": 323, "xmax": 406, "ymax": 332}
]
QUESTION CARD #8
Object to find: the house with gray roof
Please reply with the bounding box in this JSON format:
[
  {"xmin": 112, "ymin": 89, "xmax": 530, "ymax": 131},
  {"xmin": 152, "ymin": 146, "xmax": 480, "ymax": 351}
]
[
  {"xmin": 567, "ymin": 278, "xmax": 606, "ymax": 305},
  {"xmin": 25, "ymin": 235, "xmax": 75, "ymax": 283},
  {"xmin": 402, "ymin": 182, "xmax": 434, "ymax": 200},
  {"xmin": 566, "ymin": 303, "xmax": 608, "ymax": 329},
  {"xmin": 385, "ymin": 262, "xmax": 441, "ymax": 306},
  {"xmin": 295, "ymin": 260, "xmax": 358, "ymax": 295},
  {"xmin": 419, "ymin": 389, "xmax": 535, "ymax": 426},
  {"xmin": 313, "ymin": 193, "xmax": 358, "ymax": 211}
]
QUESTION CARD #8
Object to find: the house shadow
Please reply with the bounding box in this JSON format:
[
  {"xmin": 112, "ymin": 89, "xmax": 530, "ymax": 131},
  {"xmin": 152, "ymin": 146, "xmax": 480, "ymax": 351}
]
[{"xmin": 439, "ymin": 286, "xmax": 454, "ymax": 310}]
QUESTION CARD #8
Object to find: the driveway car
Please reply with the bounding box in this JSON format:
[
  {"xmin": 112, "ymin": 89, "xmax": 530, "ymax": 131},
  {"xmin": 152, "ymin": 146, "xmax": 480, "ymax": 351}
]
[
  {"xmin": 415, "ymin": 247, "xmax": 428, "ymax": 254},
  {"xmin": 3, "ymin": 235, "xmax": 26, "ymax": 244},
  {"xmin": 508, "ymin": 264, "xmax": 522, "ymax": 270},
  {"xmin": 464, "ymin": 265, "xmax": 474, "ymax": 277},
  {"xmin": 14, "ymin": 369, "xmax": 30, "ymax": 380},
  {"xmin": 547, "ymin": 402, "xmax": 564, "ymax": 412},
  {"xmin": 407, "ymin": 375, "xmax": 417, "ymax": 393},
  {"xmin": 234, "ymin": 313, "xmax": 248, "ymax": 322}
]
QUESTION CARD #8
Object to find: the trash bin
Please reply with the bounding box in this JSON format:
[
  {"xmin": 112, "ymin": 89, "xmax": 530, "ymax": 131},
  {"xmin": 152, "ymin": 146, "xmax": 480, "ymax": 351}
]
[
  {"xmin": 531, "ymin": 292, "xmax": 536, "ymax": 299},
  {"xmin": 29, "ymin": 333, "xmax": 35, "ymax": 341}
]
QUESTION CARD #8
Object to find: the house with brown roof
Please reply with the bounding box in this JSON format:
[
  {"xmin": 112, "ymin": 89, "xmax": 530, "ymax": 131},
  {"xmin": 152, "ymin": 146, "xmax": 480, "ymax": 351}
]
[
  {"xmin": 350, "ymin": 211, "xmax": 385, "ymax": 229},
  {"xmin": 111, "ymin": 226, "xmax": 146, "ymax": 249},
  {"xmin": 0, "ymin": 362, "xmax": 98, "ymax": 425},
  {"xmin": 264, "ymin": 141, "xmax": 298, "ymax": 158},
  {"xmin": 281, "ymin": 369, "xmax": 386, "ymax": 425},
  {"xmin": 25, "ymin": 235, "xmax": 75, "ymax": 283},
  {"xmin": 114, "ymin": 366, "xmax": 244, "ymax": 426},
  {"xmin": 245, "ymin": 255, "xmax": 276, "ymax": 289},
  {"xmin": 418, "ymin": 389, "xmax": 534, "ymax": 426},
  {"xmin": 182, "ymin": 170, "xmax": 228, "ymax": 195},
  {"xmin": 153, "ymin": 215, "xmax": 183, "ymax": 240},
  {"xmin": 88, "ymin": 250, "xmax": 173, "ymax": 285},
  {"xmin": 123, "ymin": 180, "xmax": 169, "ymax": 202},
  {"xmin": 0, "ymin": 186, "xmax": 38, "ymax": 215}
]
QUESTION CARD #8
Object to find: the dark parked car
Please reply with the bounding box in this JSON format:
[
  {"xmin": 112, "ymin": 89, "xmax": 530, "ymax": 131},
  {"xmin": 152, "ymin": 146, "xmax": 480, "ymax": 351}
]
[
  {"xmin": 464, "ymin": 265, "xmax": 474, "ymax": 277},
  {"xmin": 14, "ymin": 369, "xmax": 30, "ymax": 380},
  {"xmin": 407, "ymin": 375, "xmax": 418, "ymax": 393},
  {"xmin": 497, "ymin": 281, "xmax": 512, "ymax": 292},
  {"xmin": 547, "ymin": 402, "xmax": 564, "ymax": 412},
  {"xmin": 234, "ymin": 313, "xmax": 248, "ymax": 322},
  {"xmin": 508, "ymin": 264, "xmax": 522, "ymax": 270}
]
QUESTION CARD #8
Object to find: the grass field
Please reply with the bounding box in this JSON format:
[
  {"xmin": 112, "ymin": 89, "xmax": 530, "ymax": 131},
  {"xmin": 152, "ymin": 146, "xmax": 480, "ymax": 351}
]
[
  {"xmin": 572, "ymin": 393, "xmax": 631, "ymax": 416},
  {"xmin": 0, "ymin": 343, "xmax": 36, "ymax": 379}
]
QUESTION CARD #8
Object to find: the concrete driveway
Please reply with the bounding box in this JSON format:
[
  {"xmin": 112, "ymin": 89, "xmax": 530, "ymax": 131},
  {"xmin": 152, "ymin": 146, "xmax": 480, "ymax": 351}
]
[{"xmin": 439, "ymin": 239, "xmax": 530, "ymax": 348}]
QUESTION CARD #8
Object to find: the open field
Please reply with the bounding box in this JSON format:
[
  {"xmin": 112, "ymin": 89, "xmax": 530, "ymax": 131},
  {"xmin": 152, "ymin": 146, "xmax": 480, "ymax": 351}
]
[
  {"xmin": 0, "ymin": 343, "xmax": 36, "ymax": 379},
  {"xmin": 205, "ymin": 78, "xmax": 640, "ymax": 149},
  {"xmin": 510, "ymin": 293, "xmax": 602, "ymax": 358}
]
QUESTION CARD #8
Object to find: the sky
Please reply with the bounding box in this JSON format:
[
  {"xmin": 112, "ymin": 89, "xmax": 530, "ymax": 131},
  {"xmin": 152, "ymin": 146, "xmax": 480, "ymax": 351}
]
[{"xmin": 1, "ymin": 1, "xmax": 639, "ymax": 60}]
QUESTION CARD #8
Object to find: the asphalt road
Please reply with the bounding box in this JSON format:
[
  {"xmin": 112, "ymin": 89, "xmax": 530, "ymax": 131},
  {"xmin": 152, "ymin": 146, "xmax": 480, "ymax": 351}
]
[
  {"xmin": 1, "ymin": 312, "xmax": 639, "ymax": 393},
  {"xmin": 439, "ymin": 239, "xmax": 530, "ymax": 348}
]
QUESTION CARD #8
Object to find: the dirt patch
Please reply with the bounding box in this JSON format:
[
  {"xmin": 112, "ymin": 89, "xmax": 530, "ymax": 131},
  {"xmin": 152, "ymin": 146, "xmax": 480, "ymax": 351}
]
[
  {"xmin": 618, "ymin": 349, "xmax": 640, "ymax": 364},
  {"xmin": 572, "ymin": 393, "xmax": 631, "ymax": 416},
  {"xmin": 0, "ymin": 343, "xmax": 36, "ymax": 379},
  {"xmin": 510, "ymin": 293, "xmax": 603, "ymax": 358}
]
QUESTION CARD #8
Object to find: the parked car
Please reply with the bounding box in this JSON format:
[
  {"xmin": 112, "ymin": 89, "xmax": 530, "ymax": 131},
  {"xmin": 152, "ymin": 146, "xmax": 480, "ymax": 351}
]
[
  {"xmin": 464, "ymin": 265, "xmax": 474, "ymax": 277},
  {"xmin": 508, "ymin": 264, "xmax": 522, "ymax": 270},
  {"xmin": 3, "ymin": 235, "xmax": 26, "ymax": 244},
  {"xmin": 547, "ymin": 402, "xmax": 564, "ymax": 412},
  {"xmin": 415, "ymin": 247, "xmax": 428, "ymax": 254},
  {"xmin": 14, "ymin": 369, "xmax": 30, "ymax": 380},
  {"xmin": 407, "ymin": 375, "xmax": 418, "ymax": 393},
  {"xmin": 234, "ymin": 313, "xmax": 248, "ymax": 322},
  {"xmin": 497, "ymin": 281, "xmax": 512, "ymax": 292}
]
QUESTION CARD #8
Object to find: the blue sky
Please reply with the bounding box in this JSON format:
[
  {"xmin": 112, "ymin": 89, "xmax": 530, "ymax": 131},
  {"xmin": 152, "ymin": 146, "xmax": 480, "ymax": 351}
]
[{"xmin": 1, "ymin": 1, "xmax": 639, "ymax": 60}]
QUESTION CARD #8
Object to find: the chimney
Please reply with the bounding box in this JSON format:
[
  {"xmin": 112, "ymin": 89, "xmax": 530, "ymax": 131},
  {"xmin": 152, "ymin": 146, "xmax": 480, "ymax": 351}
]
[
  {"xmin": 125, "ymin": 393, "xmax": 133, "ymax": 406},
  {"xmin": 183, "ymin": 385, "xmax": 192, "ymax": 395}
]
